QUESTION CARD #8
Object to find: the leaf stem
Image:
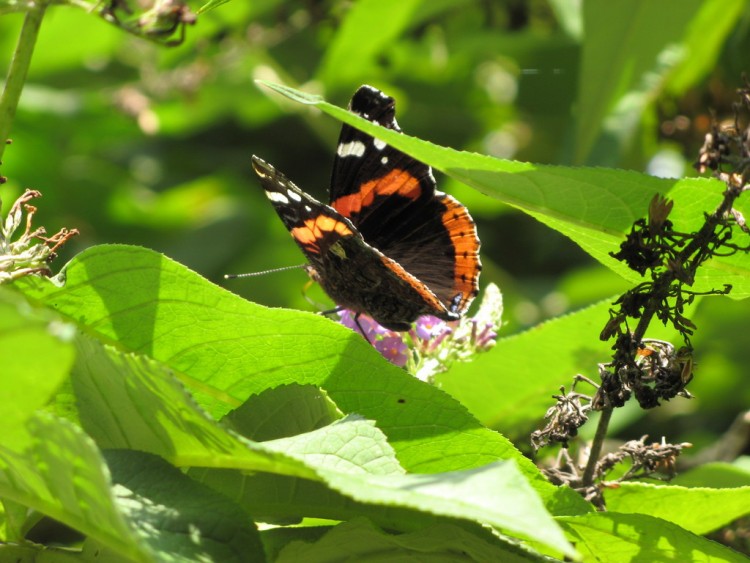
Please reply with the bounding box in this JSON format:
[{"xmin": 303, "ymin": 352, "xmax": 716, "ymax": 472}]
[{"xmin": 0, "ymin": 3, "xmax": 47, "ymax": 162}]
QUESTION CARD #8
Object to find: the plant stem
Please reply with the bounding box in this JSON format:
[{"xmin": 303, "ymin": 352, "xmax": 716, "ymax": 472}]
[
  {"xmin": 582, "ymin": 181, "xmax": 746, "ymax": 491},
  {"xmin": 0, "ymin": 3, "xmax": 47, "ymax": 162},
  {"xmin": 582, "ymin": 406, "xmax": 612, "ymax": 487}
]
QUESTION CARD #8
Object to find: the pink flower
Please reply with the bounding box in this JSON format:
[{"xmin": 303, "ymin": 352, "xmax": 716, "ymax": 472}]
[
  {"xmin": 338, "ymin": 310, "xmax": 385, "ymax": 341},
  {"xmin": 335, "ymin": 283, "xmax": 502, "ymax": 376},
  {"xmin": 374, "ymin": 336, "xmax": 409, "ymax": 367}
]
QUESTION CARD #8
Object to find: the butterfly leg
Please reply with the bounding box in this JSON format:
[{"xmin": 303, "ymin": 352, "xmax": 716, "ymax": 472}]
[
  {"xmin": 353, "ymin": 312, "xmax": 373, "ymax": 345},
  {"xmin": 302, "ymin": 278, "xmax": 335, "ymax": 312}
]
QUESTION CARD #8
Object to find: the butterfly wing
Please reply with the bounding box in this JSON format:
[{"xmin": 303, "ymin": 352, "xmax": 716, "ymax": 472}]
[
  {"xmin": 252, "ymin": 155, "xmax": 356, "ymax": 273},
  {"xmin": 252, "ymin": 155, "xmax": 455, "ymax": 329},
  {"xmin": 329, "ymin": 85, "xmax": 481, "ymax": 314}
]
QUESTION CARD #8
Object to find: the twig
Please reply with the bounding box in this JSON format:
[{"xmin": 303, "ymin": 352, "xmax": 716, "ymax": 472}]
[{"xmin": 0, "ymin": 2, "xmax": 47, "ymax": 161}]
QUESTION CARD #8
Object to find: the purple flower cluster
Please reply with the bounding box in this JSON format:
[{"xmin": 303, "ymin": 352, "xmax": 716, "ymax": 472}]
[
  {"xmin": 338, "ymin": 310, "xmax": 410, "ymax": 366},
  {"xmin": 337, "ymin": 284, "xmax": 502, "ymax": 380}
]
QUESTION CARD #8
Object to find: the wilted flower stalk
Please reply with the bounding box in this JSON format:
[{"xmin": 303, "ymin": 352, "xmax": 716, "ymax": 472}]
[
  {"xmin": 339, "ymin": 283, "xmax": 502, "ymax": 383},
  {"xmin": 0, "ymin": 189, "xmax": 78, "ymax": 283}
]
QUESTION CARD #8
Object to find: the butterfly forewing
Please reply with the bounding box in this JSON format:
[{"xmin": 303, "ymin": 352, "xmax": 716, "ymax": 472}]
[{"xmin": 251, "ymin": 155, "xmax": 456, "ymax": 329}]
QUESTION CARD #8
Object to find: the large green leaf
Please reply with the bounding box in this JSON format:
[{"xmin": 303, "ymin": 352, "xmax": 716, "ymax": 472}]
[
  {"xmin": 0, "ymin": 412, "xmax": 150, "ymax": 561},
  {"xmin": 71, "ymin": 334, "xmax": 319, "ymax": 478},
  {"xmin": 271, "ymin": 517, "xmax": 544, "ymax": 562},
  {"xmin": 15, "ymin": 245, "xmax": 589, "ymax": 515},
  {"xmin": 438, "ymin": 299, "xmax": 613, "ymax": 430},
  {"xmin": 315, "ymin": 460, "xmax": 575, "ymax": 557},
  {"xmin": 574, "ymin": 0, "xmax": 703, "ymax": 164},
  {"xmin": 196, "ymin": 461, "xmax": 577, "ymax": 559},
  {"xmin": 0, "ymin": 287, "xmax": 75, "ymax": 432},
  {"xmin": 87, "ymin": 450, "xmax": 264, "ymax": 563},
  {"xmin": 316, "ymin": 0, "xmax": 423, "ymax": 89},
  {"xmin": 223, "ymin": 383, "xmax": 343, "ymax": 442},
  {"xmin": 258, "ymin": 81, "xmax": 750, "ymax": 299},
  {"xmin": 604, "ymin": 482, "xmax": 750, "ymax": 535},
  {"xmin": 672, "ymin": 459, "xmax": 750, "ymax": 489},
  {"xmin": 559, "ymin": 512, "xmax": 746, "ymax": 562}
]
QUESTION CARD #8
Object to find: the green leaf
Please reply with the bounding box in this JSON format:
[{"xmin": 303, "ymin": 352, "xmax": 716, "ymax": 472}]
[
  {"xmin": 224, "ymin": 383, "xmax": 343, "ymax": 442},
  {"xmin": 257, "ymin": 81, "xmax": 750, "ymax": 299},
  {"xmin": 89, "ymin": 450, "xmax": 264, "ymax": 563},
  {"xmin": 196, "ymin": 0, "xmax": 232, "ymax": 14},
  {"xmin": 604, "ymin": 482, "xmax": 750, "ymax": 535},
  {"xmin": 197, "ymin": 461, "xmax": 577, "ymax": 559},
  {"xmin": 437, "ymin": 299, "xmax": 613, "ymax": 430},
  {"xmin": 0, "ymin": 498, "xmax": 27, "ymax": 542},
  {"xmin": 316, "ymin": 461, "xmax": 576, "ymax": 558},
  {"xmin": 664, "ymin": 0, "xmax": 746, "ymax": 95},
  {"xmin": 272, "ymin": 517, "xmax": 545, "ymax": 562},
  {"xmin": 0, "ymin": 291, "xmax": 147, "ymax": 555},
  {"xmin": 316, "ymin": 0, "xmax": 423, "ymax": 89},
  {"xmin": 0, "ymin": 287, "xmax": 75, "ymax": 431},
  {"xmin": 574, "ymin": 1, "xmax": 705, "ymax": 164},
  {"xmin": 71, "ymin": 334, "xmax": 319, "ymax": 479},
  {"xmin": 0, "ymin": 412, "xmax": 150, "ymax": 561},
  {"xmin": 16, "ymin": 245, "xmax": 587, "ymax": 515},
  {"xmin": 672, "ymin": 460, "xmax": 750, "ymax": 489},
  {"xmin": 265, "ymin": 415, "xmax": 405, "ymax": 476},
  {"xmin": 197, "ymin": 410, "xmax": 571, "ymax": 555},
  {"xmin": 559, "ymin": 512, "xmax": 747, "ymax": 562}
]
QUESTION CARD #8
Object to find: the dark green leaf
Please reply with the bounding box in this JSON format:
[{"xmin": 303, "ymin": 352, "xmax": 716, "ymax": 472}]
[
  {"xmin": 90, "ymin": 450, "xmax": 264, "ymax": 563},
  {"xmin": 224, "ymin": 383, "xmax": 343, "ymax": 442},
  {"xmin": 274, "ymin": 517, "xmax": 545, "ymax": 562}
]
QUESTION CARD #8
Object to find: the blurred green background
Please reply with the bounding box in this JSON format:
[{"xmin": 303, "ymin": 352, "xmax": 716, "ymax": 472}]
[{"xmin": 2, "ymin": 0, "xmax": 749, "ymax": 450}]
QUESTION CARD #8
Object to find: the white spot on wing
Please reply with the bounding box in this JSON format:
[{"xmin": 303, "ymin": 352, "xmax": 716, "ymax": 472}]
[
  {"xmin": 266, "ymin": 191, "xmax": 289, "ymax": 204},
  {"xmin": 373, "ymin": 138, "xmax": 386, "ymax": 150},
  {"xmin": 337, "ymin": 140, "xmax": 366, "ymax": 157},
  {"xmin": 286, "ymin": 190, "xmax": 302, "ymax": 202},
  {"xmin": 381, "ymin": 156, "xmax": 389, "ymax": 165},
  {"xmin": 304, "ymin": 205, "xmax": 312, "ymax": 212}
]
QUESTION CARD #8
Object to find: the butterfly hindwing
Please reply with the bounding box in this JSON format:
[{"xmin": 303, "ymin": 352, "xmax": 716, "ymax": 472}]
[{"xmin": 329, "ymin": 85, "xmax": 481, "ymax": 315}]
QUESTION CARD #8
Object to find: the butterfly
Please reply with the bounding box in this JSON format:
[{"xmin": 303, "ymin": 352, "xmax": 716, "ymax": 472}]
[{"xmin": 252, "ymin": 85, "xmax": 481, "ymax": 331}]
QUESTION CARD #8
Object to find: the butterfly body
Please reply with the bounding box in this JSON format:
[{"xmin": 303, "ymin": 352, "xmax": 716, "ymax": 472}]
[{"xmin": 253, "ymin": 85, "xmax": 481, "ymax": 330}]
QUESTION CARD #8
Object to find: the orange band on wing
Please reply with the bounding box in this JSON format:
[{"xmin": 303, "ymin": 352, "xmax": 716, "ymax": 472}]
[
  {"xmin": 332, "ymin": 169, "xmax": 422, "ymax": 217},
  {"xmin": 291, "ymin": 215, "xmax": 353, "ymax": 254},
  {"xmin": 441, "ymin": 197, "xmax": 481, "ymax": 310}
]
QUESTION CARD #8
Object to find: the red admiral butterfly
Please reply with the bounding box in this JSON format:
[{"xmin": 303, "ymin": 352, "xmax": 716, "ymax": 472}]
[{"xmin": 252, "ymin": 85, "xmax": 481, "ymax": 331}]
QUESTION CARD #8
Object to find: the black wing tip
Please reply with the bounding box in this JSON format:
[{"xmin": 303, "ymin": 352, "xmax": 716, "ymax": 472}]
[
  {"xmin": 251, "ymin": 154, "xmax": 275, "ymax": 178},
  {"xmin": 350, "ymin": 85, "xmax": 396, "ymax": 123},
  {"xmin": 354, "ymin": 84, "xmax": 392, "ymax": 100}
]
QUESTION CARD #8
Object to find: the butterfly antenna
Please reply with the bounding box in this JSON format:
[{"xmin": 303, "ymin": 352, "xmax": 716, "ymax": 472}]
[{"xmin": 224, "ymin": 264, "xmax": 307, "ymax": 279}]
